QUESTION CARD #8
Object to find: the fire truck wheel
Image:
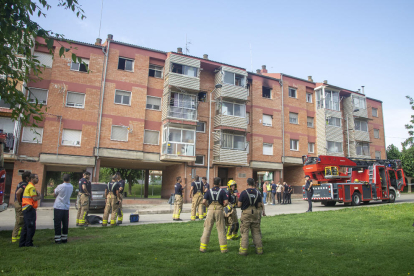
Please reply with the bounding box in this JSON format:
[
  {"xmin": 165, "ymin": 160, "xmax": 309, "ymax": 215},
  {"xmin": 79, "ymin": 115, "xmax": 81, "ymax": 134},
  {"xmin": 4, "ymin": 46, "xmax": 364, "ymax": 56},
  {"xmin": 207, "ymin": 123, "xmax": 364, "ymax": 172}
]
[
  {"xmin": 351, "ymin": 193, "xmax": 361, "ymax": 206},
  {"xmin": 388, "ymin": 191, "xmax": 396, "ymax": 203}
]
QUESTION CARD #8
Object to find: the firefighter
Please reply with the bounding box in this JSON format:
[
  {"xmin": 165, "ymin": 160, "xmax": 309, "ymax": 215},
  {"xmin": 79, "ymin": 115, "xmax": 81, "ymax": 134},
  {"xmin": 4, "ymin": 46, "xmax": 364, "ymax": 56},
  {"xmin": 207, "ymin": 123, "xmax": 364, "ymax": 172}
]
[
  {"xmin": 172, "ymin": 176, "xmax": 184, "ymax": 221},
  {"xmin": 199, "ymin": 177, "xmax": 228, "ymax": 253},
  {"xmin": 305, "ymin": 175, "xmax": 313, "ymax": 212},
  {"xmin": 190, "ymin": 175, "xmax": 204, "ymax": 221},
  {"xmin": 288, "ymin": 184, "xmax": 293, "ymax": 204},
  {"xmin": 76, "ymin": 171, "xmax": 91, "ymax": 227},
  {"xmin": 225, "ymin": 180, "xmax": 239, "ymax": 240},
  {"xmin": 12, "ymin": 171, "xmax": 30, "ymax": 243},
  {"xmin": 201, "ymin": 176, "xmax": 209, "ymax": 218},
  {"xmin": 238, "ymin": 178, "xmax": 263, "ymax": 256},
  {"xmin": 19, "ymin": 174, "xmax": 40, "ymax": 247},
  {"xmin": 102, "ymin": 176, "xmax": 120, "ymax": 226},
  {"xmin": 115, "ymin": 172, "xmax": 125, "ymax": 225}
]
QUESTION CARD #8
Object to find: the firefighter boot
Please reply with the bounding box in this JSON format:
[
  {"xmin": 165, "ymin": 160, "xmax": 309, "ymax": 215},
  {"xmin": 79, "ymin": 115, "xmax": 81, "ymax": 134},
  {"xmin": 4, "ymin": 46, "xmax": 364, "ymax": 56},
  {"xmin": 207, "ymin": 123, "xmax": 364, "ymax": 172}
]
[{"xmin": 226, "ymin": 226, "xmax": 232, "ymax": 240}]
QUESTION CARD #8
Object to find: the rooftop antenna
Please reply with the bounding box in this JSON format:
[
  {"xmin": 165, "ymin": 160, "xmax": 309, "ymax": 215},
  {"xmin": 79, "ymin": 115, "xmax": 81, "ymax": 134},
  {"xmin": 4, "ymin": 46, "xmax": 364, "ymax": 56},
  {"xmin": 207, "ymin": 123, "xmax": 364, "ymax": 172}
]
[
  {"xmin": 98, "ymin": 0, "xmax": 104, "ymax": 38},
  {"xmin": 186, "ymin": 34, "xmax": 191, "ymax": 54}
]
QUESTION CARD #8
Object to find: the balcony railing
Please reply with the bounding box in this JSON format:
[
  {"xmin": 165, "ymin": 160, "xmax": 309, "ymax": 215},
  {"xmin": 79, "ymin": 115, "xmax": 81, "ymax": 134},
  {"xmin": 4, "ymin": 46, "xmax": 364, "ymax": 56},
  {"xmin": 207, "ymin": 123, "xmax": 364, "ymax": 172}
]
[
  {"xmin": 168, "ymin": 107, "xmax": 197, "ymax": 121},
  {"xmin": 162, "ymin": 142, "xmax": 195, "ymax": 156}
]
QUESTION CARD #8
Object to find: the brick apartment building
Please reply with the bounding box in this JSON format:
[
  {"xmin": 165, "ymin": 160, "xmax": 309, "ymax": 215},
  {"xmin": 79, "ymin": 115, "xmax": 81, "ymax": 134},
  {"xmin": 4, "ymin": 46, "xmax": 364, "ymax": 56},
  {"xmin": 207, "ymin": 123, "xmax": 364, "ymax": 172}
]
[{"xmin": 0, "ymin": 34, "xmax": 386, "ymax": 205}]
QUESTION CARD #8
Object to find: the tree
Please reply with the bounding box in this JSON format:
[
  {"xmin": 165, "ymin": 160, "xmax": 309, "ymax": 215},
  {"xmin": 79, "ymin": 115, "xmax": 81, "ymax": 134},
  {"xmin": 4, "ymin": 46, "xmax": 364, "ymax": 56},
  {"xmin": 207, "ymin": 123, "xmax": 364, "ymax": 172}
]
[
  {"xmin": 401, "ymin": 146, "xmax": 414, "ymax": 178},
  {"xmin": 386, "ymin": 144, "xmax": 401, "ymax": 160},
  {"xmin": 402, "ymin": 95, "xmax": 414, "ymax": 147},
  {"xmin": 1, "ymin": 0, "xmax": 86, "ymax": 126},
  {"xmin": 99, "ymin": 168, "xmax": 143, "ymax": 195}
]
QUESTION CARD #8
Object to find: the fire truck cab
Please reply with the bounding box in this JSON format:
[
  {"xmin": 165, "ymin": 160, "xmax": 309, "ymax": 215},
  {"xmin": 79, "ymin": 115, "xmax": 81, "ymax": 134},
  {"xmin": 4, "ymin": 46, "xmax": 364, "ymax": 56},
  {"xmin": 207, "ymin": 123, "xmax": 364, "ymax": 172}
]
[{"xmin": 302, "ymin": 155, "xmax": 406, "ymax": 206}]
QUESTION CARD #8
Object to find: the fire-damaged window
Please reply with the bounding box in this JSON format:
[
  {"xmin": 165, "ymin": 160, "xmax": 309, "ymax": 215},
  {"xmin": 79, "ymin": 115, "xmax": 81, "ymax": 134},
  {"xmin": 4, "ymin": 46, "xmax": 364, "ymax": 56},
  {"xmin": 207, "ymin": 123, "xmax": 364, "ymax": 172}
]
[
  {"xmin": 262, "ymin": 87, "xmax": 271, "ymax": 99},
  {"xmin": 118, "ymin": 57, "xmax": 134, "ymax": 71},
  {"xmin": 148, "ymin": 64, "xmax": 163, "ymax": 78},
  {"xmin": 195, "ymin": 155, "xmax": 204, "ymax": 165},
  {"xmin": 198, "ymin": 92, "xmax": 207, "ymax": 102},
  {"xmin": 356, "ymin": 142, "xmax": 370, "ymax": 156},
  {"xmin": 172, "ymin": 63, "xmax": 197, "ymax": 77}
]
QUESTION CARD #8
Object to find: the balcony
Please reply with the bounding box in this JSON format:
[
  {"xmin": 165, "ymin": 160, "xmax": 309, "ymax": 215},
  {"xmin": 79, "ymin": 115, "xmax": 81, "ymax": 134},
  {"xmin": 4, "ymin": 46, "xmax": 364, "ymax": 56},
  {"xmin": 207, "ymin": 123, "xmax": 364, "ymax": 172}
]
[
  {"xmin": 214, "ymin": 66, "xmax": 248, "ymax": 100},
  {"xmin": 160, "ymin": 125, "xmax": 196, "ymax": 162},
  {"xmin": 214, "ymin": 101, "xmax": 247, "ymax": 130},
  {"xmin": 212, "ymin": 131, "xmax": 248, "ymax": 165},
  {"xmin": 161, "ymin": 91, "xmax": 198, "ymax": 122},
  {"xmin": 0, "ymin": 117, "xmax": 20, "ymax": 158},
  {"xmin": 164, "ymin": 54, "xmax": 200, "ymax": 91}
]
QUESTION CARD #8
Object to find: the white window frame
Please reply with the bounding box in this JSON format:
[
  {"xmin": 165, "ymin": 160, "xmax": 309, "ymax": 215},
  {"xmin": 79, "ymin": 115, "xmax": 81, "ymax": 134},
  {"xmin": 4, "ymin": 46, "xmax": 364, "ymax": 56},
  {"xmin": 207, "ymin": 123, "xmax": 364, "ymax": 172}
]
[
  {"xmin": 372, "ymin": 108, "xmax": 378, "ymax": 117},
  {"xmin": 114, "ymin": 90, "xmax": 132, "ymax": 106},
  {"xmin": 66, "ymin": 91, "xmax": 85, "ymax": 109},
  {"xmin": 196, "ymin": 122, "xmax": 206, "ymax": 133},
  {"xmin": 221, "ymin": 133, "xmax": 246, "ymax": 151},
  {"xmin": 221, "ymin": 101, "xmax": 246, "ymax": 118},
  {"xmin": 169, "ymin": 92, "xmax": 197, "ymax": 120},
  {"xmin": 325, "ymin": 90, "xmax": 340, "ymax": 111},
  {"xmin": 223, "ymin": 71, "xmax": 246, "ymax": 87},
  {"xmin": 146, "ymin": 96, "xmax": 161, "ymax": 111},
  {"xmin": 149, "ymin": 64, "xmax": 163, "ymax": 79},
  {"xmin": 290, "ymin": 139, "xmax": 299, "ymax": 151},
  {"xmin": 263, "ymin": 143, "xmax": 273, "ymax": 155},
  {"xmin": 289, "ymin": 112, "xmax": 299, "ymax": 124},
  {"xmin": 21, "ymin": 127, "xmax": 43, "ymax": 144},
  {"xmin": 288, "ymin": 88, "xmax": 297, "ymax": 98},
  {"xmin": 356, "ymin": 142, "xmax": 370, "ymax": 156},
  {"xmin": 316, "ymin": 90, "xmax": 323, "ymax": 109},
  {"xmin": 327, "ymin": 117, "xmax": 341, "ymax": 127},
  {"xmin": 327, "ymin": 141, "xmax": 343, "ymax": 153},
  {"xmin": 111, "ymin": 125, "xmax": 129, "ymax": 142},
  {"xmin": 306, "ymin": 93, "xmax": 312, "ymax": 103},
  {"xmin": 375, "ymin": 151, "xmax": 381, "ymax": 160},
  {"xmin": 307, "ymin": 117, "xmax": 314, "ymax": 128},
  {"xmin": 118, "ymin": 57, "xmax": 134, "ymax": 72},
  {"xmin": 374, "ymin": 129, "xmax": 380, "ymax": 139},
  {"xmin": 70, "ymin": 59, "xmax": 89, "ymax": 73},
  {"xmin": 353, "ymin": 96, "xmax": 366, "ymax": 110},
  {"xmin": 246, "ymin": 112, "xmax": 250, "ymax": 125},
  {"xmin": 61, "ymin": 129, "xmax": 82, "ymax": 147},
  {"xmin": 144, "ymin": 130, "xmax": 160, "ymax": 145},
  {"xmin": 263, "ymin": 114, "xmax": 272, "ymax": 127},
  {"xmin": 28, "ymin": 87, "xmax": 48, "ymax": 105},
  {"xmin": 354, "ymin": 119, "xmax": 368, "ymax": 132},
  {"xmin": 195, "ymin": 155, "xmax": 204, "ymax": 165},
  {"xmin": 308, "ymin": 142, "xmax": 315, "ymax": 153},
  {"xmin": 171, "ymin": 63, "xmax": 198, "ymax": 78}
]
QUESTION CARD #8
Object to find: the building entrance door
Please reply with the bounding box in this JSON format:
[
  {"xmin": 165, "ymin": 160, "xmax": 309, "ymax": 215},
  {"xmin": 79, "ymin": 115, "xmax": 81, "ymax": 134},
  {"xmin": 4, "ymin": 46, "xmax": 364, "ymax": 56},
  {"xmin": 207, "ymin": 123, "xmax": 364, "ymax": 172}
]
[{"xmin": 218, "ymin": 167, "xmax": 228, "ymax": 187}]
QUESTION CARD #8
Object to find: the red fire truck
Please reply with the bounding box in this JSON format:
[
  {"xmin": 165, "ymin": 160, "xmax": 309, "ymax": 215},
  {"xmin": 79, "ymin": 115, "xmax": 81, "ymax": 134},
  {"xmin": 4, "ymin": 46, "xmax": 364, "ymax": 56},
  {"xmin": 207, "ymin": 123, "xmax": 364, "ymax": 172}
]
[{"xmin": 302, "ymin": 155, "xmax": 406, "ymax": 206}]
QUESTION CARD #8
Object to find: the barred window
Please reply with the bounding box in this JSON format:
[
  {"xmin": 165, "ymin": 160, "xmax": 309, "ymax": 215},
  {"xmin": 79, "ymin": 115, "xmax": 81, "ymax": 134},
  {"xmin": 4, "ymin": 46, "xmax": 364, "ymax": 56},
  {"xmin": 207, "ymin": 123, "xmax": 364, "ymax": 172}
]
[{"xmin": 289, "ymin": 113, "xmax": 298, "ymax": 124}]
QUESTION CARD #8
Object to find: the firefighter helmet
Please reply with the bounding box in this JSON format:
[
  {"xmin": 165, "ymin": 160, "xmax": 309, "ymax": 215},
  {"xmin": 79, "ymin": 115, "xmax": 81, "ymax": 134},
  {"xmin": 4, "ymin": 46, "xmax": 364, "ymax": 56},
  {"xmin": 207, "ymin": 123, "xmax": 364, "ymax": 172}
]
[{"xmin": 227, "ymin": 180, "xmax": 237, "ymax": 189}]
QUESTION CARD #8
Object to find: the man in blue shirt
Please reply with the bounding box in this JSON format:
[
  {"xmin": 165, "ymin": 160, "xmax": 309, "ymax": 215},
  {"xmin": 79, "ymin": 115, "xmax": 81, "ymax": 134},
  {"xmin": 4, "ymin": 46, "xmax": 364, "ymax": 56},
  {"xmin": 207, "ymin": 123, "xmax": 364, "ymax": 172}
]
[
  {"xmin": 53, "ymin": 174, "xmax": 73, "ymax": 244},
  {"xmin": 271, "ymin": 181, "xmax": 277, "ymax": 205}
]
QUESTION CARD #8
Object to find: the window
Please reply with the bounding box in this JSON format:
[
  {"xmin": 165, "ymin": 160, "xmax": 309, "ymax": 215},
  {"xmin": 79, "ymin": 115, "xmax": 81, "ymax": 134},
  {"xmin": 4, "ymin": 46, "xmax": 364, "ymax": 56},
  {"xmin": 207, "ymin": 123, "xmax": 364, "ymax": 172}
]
[
  {"xmin": 263, "ymin": 143, "xmax": 273, "ymax": 155},
  {"xmin": 289, "ymin": 112, "xmax": 298, "ymax": 124},
  {"xmin": 115, "ymin": 90, "xmax": 131, "ymax": 105},
  {"xmin": 144, "ymin": 130, "xmax": 159, "ymax": 145},
  {"xmin": 327, "ymin": 141, "xmax": 342, "ymax": 153},
  {"xmin": 308, "ymin": 142, "xmax": 315, "ymax": 153},
  {"xmin": 62, "ymin": 129, "xmax": 81, "ymax": 146},
  {"xmin": 262, "ymin": 87, "xmax": 271, "ymax": 99},
  {"xmin": 353, "ymin": 96, "xmax": 366, "ymax": 109},
  {"xmin": 289, "ymin": 88, "xmax": 297, "ymax": 98},
  {"xmin": 375, "ymin": 151, "xmax": 381, "ymax": 160},
  {"xmin": 118, "ymin": 57, "xmax": 134, "ymax": 71},
  {"xmin": 290, "ymin": 139, "xmax": 299, "ymax": 151},
  {"xmin": 111, "ymin": 126, "xmax": 128, "ymax": 142},
  {"xmin": 148, "ymin": 64, "xmax": 163, "ymax": 78},
  {"xmin": 222, "ymin": 133, "xmax": 245, "ymax": 150},
  {"xmin": 21, "ymin": 127, "xmax": 43, "ymax": 143},
  {"xmin": 221, "ymin": 102, "xmax": 246, "ymax": 117},
  {"xmin": 195, "ymin": 155, "xmax": 204, "ymax": 165},
  {"xmin": 263, "ymin": 114, "xmax": 272, "ymax": 127},
  {"xmin": 66, "ymin": 92, "xmax": 85, "ymax": 108},
  {"xmin": 246, "ymin": 142, "xmax": 249, "ymax": 153},
  {"xmin": 326, "ymin": 117, "xmax": 341, "ymax": 127},
  {"xmin": 196, "ymin": 122, "xmax": 206, "ymax": 132},
  {"xmin": 146, "ymin": 96, "xmax": 161, "ymax": 110},
  {"xmin": 316, "ymin": 90, "xmax": 323, "ymax": 109},
  {"xmin": 325, "ymin": 90, "xmax": 340, "ymax": 111},
  {"xmin": 354, "ymin": 119, "xmax": 368, "ymax": 132},
  {"xmin": 172, "ymin": 63, "xmax": 197, "ymax": 77},
  {"xmin": 0, "ymin": 117, "xmax": 14, "ymax": 133},
  {"xmin": 306, "ymin": 93, "xmax": 312, "ymax": 103},
  {"xmin": 34, "ymin": 51, "xmax": 53, "ymax": 68},
  {"xmin": 372, "ymin": 108, "xmax": 378, "ymax": 117},
  {"xmin": 70, "ymin": 59, "xmax": 89, "ymax": 72},
  {"xmin": 223, "ymin": 71, "xmax": 245, "ymax": 87},
  {"xmin": 307, "ymin": 117, "xmax": 314, "ymax": 128},
  {"xmin": 356, "ymin": 142, "xmax": 370, "ymax": 156},
  {"xmin": 246, "ymin": 112, "xmax": 250, "ymax": 125},
  {"xmin": 28, "ymin": 88, "xmax": 48, "ymax": 104},
  {"xmin": 169, "ymin": 92, "xmax": 197, "ymax": 120},
  {"xmin": 374, "ymin": 129, "xmax": 380, "ymax": 139},
  {"xmin": 198, "ymin": 92, "xmax": 207, "ymax": 102},
  {"xmin": 162, "ymin": 127, "xmax": 195, "ymax": 156}
]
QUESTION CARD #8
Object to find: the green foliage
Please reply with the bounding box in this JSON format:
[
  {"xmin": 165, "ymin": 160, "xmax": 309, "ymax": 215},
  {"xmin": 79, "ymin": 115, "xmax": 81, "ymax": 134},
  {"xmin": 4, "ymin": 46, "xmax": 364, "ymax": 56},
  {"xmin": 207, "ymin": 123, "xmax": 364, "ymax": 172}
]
[
  {"xmin": 386, "ymin": 144, "xmax": 401, "ymax": 160},
  {"xmin": 403, "ymin": 95, "xmax": 414, "ymax": 147},
  {"xmin": 45, "ymin": 170, "xmax": 82, "ymax": 198},
  {"xmin": 99, "ymin": 167, "xmax": 144, "ymax": 195},
  {"xmin": 1, "ymin": 204, "xmax": 414, "ymax": 275},
  {"xmin": 0, "ymin": 0, "xmax": 86, "ymax": 126},
  {"xmin": 401, "ymin": 146, "xmax": 414, "ymax": 178}
]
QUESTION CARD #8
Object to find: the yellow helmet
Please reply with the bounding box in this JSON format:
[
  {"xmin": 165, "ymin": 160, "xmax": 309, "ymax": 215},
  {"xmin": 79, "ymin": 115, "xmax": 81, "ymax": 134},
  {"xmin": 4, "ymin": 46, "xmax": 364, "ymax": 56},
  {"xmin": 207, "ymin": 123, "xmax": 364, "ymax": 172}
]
[{"xmin": 227, "ymin": 180, "xmax": 237, "ymax": 189}]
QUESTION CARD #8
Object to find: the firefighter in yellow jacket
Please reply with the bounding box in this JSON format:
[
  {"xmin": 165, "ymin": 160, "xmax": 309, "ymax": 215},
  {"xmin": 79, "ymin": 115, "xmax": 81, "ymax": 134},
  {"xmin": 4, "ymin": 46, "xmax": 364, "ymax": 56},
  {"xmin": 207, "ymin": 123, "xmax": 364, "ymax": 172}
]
[
  {"xmin": 102, "ymin": 176, "xmax": 120, "ymax": 226},
  {"xmin": 12, "ymin": 171, "xmax": 30, "ymax": 243},
  {"xmin": 225, "ymin": 180, "xmax": 239, "ymax": 240},
  {"xmin": 190, "ymin": 175, "xmax": 204, "ymax": 221}
]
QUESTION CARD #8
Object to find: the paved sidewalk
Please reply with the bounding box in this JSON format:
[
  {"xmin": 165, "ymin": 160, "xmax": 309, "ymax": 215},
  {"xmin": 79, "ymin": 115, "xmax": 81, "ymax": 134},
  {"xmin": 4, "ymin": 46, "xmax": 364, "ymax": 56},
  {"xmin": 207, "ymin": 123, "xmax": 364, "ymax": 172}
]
[{"xmin": 1, "ymin": 194, "xmax": 413, "ymax": 231}]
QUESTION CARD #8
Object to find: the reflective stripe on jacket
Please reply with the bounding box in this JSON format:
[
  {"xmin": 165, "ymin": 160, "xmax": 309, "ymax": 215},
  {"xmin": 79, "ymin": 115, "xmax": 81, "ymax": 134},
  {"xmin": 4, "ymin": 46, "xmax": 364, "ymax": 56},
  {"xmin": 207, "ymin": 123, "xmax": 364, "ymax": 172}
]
[{"xmin": 22, "ymin": 183, "xmax": 38, "ymax": 210}]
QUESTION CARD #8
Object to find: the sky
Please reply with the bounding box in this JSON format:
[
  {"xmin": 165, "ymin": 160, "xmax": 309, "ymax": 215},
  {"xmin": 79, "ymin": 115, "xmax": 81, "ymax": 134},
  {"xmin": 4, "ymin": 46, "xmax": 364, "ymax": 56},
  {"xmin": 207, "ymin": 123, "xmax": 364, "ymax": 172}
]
[{"xmin": 32, "ymin": 0, "xmax": 414, "ymax": 150}]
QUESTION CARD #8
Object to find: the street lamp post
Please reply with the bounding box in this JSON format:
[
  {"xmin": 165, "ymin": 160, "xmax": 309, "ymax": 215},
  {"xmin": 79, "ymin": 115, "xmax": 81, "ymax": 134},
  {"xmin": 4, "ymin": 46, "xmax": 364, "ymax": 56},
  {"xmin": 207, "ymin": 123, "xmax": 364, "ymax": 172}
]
[{"xmin": 207, "ymin": 83, "xmax": 223, "ymax": 184}]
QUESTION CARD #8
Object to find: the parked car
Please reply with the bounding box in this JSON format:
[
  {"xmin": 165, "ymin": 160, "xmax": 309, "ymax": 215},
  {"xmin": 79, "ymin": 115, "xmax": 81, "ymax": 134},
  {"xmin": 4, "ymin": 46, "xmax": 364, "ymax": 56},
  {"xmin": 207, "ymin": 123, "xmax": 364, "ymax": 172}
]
[{"xmin": 75, "ymin": 182, "xmax": 107, "ymax": 210}]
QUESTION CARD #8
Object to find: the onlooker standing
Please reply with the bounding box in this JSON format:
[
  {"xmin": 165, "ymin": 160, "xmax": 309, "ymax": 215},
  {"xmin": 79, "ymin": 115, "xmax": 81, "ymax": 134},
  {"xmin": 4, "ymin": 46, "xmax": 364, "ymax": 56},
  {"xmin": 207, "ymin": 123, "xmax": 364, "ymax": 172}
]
[
  {"xmin": 53, "ymin": 174, "xmax": 73, "ymax": 244},
  {"xmin": 11, "ymin": 171, "xmax": 30, "ymax": 243},
  {"xmin": 288, "ymin": 184, "xmax": 293, "ymax": 204},
  {"xmin": 283, "ymin": 182, "xmax": 289, "ymax": 204},
  {"xmin": 266, "ymin": 182, "xmax": 272, "ymax": 204},
  {"xmin": 305, "ymin": 175, "xmax": 313, "ymax": 212},
  {"xmin": 276, "ymin": 182, "xmax": 283, "ymax": 204},
  {"xmin": 19, "ymin": 174, "xmax": 40, "ymax": 247},
  {"xmin": 271, "ymin": 181, "xmax": 277, "ymax": 205},
  {"xmin": 262, "ymin": 181, "xmax": 268, "ymax": 205}
]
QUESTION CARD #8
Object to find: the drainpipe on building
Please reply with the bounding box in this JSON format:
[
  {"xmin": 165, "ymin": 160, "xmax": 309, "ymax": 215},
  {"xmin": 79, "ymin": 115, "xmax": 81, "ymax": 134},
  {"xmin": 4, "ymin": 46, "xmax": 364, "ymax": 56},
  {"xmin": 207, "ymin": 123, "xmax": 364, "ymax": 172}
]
[
  {"xmin": 346, "ymin": 115, "xmax": 350, "ymax": 157},
  {"xmin": 280, "ymin": 74, "xmax": 285, "ymax": 179},
  {"xmin": 56, "ymin": 116, "xmax": 62, "ymax": 155}
]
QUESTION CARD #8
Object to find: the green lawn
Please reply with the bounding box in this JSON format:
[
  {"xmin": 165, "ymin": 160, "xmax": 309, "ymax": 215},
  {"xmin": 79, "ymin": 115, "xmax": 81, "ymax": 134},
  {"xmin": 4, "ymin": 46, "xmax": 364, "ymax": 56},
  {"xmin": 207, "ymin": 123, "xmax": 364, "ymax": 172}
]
[
  {"xmin": 1, "ymin": 204, "xmax": 414, "ymax": 275},
  {"xmin": 124, "ymin": 184, "xmax": 161, "ymax": 198}
]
